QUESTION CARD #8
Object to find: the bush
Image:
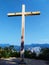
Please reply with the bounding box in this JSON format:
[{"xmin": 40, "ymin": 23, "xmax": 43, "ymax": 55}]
[
  {"xmin": 10, "ymin": 51, "xmax": 20, "ymax": 57},
  {"xmin": 37, "ymin": 48, "xmax": 49, "ymax": 60},
  {"xmin": 24, "ymin": 50, "xmax": 36, "ymax": 59}
]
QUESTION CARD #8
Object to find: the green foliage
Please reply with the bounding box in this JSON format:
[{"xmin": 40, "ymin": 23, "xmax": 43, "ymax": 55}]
[
  {"xmin": 24, "ymin": 48, "xmax": 49, "ymax": 60},
  {"xmin": 24, "ymin": 50, "xmax": 36, "ymax": 59},
  {"xmin": 38, "ymin": 48, "xmax": 49, "ymax": 60},
  {"xmin": 1, "ymin": 50, "xmax": 10, "ymax": 58},
  {"xmin": 0, "ymin": 45, "xmax": 49, "ymax": 60},
  {"xmin": 10, "ymin": 51, "xmax": 20, "ymax": 57},
  {"xmin": 0, "ymin": 47, "xmax": 3, "ymax": 58},
  {"xmin": 0, "ymin": 45, "xmax": 20, "ymax": 58}
]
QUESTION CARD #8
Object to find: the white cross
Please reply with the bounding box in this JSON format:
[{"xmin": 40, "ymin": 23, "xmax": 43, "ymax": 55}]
[{"xmin": 7, "ymin": 4, "xmax": 40, "ymax": 60}]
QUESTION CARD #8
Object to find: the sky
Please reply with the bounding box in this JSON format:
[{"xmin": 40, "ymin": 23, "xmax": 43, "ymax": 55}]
[{"xmin": 0, "ymin": 0, "xmax": 49, "ymax": 45}]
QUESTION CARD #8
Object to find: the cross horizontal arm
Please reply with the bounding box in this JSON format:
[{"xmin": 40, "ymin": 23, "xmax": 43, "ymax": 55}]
[
  {"xmin": 25, "ymin": 11, "xmax": 40, "ymax": 16},
  {"xmin": 7, "ymin": 11, "xmax": 40, "ymax": 17},
  {"xmin": 7, "ymin": 12, "xmax": 22, "ymax": 17}
]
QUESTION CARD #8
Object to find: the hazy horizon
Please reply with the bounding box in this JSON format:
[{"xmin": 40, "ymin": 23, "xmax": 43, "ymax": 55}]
[{"xmin": 0, "ymin": 42, "xmax": 49, "ymax": 46}]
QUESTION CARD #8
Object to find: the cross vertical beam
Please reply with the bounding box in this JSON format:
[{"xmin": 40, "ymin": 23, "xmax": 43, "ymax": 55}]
[{"xmin": 21, "ymin": 5, "xmax": 25, "ymax": 60}]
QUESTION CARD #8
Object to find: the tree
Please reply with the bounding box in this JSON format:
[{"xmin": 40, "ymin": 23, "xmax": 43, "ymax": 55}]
[
  {"xmin": 38, "ymin": 48, "xmax": 49, "ymax": 60},
  {"xmin": 0, "ymin": 47, "xmax": 2, "ymax": 58},
  {"xmin": 24, "ymin": 50, "xmax": 36, "ymax": 59}
]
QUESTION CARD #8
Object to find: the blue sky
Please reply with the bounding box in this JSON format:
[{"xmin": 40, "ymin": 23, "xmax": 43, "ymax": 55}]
[{"xmin": 0, "ymin": 0, "xmax": 49, "ymax": 45}]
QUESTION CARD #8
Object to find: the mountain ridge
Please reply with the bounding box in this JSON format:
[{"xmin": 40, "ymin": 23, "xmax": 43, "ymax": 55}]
[{"xmin": 0, "ymin": 43, "xmax": 49, "ymax": 51}]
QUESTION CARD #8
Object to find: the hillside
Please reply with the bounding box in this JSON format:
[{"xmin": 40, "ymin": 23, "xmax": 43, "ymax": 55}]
[{"xmin": 0, "ymin": 43, "xmax": 49, "ymax": 51}]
